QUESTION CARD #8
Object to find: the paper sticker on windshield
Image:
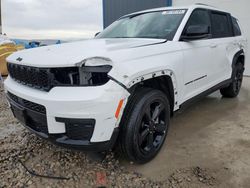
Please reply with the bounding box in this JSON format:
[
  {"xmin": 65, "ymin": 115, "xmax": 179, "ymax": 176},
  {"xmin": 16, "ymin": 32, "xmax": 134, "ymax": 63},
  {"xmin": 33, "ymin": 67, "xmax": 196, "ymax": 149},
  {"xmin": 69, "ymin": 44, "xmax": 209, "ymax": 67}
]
[{"xmin": 162, "ymin": 10, "xmax": 186, "ymax": 15}]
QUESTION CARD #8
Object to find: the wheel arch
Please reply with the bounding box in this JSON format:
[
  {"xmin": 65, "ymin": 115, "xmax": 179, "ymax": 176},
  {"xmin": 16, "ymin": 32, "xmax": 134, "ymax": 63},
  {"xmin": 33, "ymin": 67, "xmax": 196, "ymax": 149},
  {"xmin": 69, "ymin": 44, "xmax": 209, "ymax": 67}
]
[
  {"xmin": 127, "ymin": 71, "xmax": 177, "ymax": 116},
  {"xmin": 232, "ymin": 49, "xmax": 245, "ymax": 69}
]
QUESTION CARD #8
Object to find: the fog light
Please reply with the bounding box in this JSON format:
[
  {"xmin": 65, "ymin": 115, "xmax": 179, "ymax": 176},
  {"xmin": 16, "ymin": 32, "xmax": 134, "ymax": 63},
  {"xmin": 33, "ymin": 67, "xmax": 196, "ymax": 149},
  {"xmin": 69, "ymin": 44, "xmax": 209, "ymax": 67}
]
[{"xmin": 55, "ymin": 118, "xmax": 95, "ymax": 140}]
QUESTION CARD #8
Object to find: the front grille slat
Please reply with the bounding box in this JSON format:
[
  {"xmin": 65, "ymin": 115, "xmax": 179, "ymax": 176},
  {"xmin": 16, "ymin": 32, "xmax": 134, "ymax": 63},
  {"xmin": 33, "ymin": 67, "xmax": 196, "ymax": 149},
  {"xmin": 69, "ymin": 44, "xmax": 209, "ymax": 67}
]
[
  {"xmin": 7, "ymin": 63, "xmax": 51, "ymax": 91},
  {"xmin": 8, "ymin": 92, "xmax": 46, "ymax": 114},
  {"xmin": 8, "ymin": 92, "xmax": 48, "ymax": 134}
]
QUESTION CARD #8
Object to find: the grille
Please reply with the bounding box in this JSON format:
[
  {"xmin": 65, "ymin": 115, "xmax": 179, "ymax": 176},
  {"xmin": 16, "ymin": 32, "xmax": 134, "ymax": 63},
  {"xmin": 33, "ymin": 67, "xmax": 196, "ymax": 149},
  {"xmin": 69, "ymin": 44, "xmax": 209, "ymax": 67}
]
[
  {"xmin": 26, "ymin": 114, "xmax": 48, "ymax": 134},
  {"xmin": 7, "ymin": 63, "xmax": 52, "ymax": 91},
  {"xmin": 8, "ymin": 92, "xmax": 46, "ymax": 114},
  {"xmin": 7, "ymin": 63, "xmax": 111, "ymax": 91}
]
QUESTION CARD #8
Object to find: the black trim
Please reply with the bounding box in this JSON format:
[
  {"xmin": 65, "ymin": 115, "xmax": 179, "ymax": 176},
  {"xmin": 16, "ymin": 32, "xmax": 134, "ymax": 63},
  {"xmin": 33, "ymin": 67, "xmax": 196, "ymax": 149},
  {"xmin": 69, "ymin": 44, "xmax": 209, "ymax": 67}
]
[
  {"xmin": 180, "ymin": 8, "xmax": 237, "ymax": 40},
  {"xmin": 55, "ymin": 117, "xmax": 96, "ymax": 141},
  {"xmin": 7, "ymin": 92, "xmax": 46, "ymax": 114},
  {"xmin": 7, "ymin": 96, "xmax": 49, "ymax": 135},
  {"xmin": 81, "ymin": 65, "xmax": 112, "ymax": 73},
  {"xmin": 210, "ymin": 10, "xmax": 234, "ymax": 38},
  {"xmin": 7, "ymin": 63, "xmax": 111, "ymax": 92},
  {"xmin": 229, "ymin": 14, "xmax": 236, "ymax": 37},
  {"xmin": 180, "ymin": 8, "xmax": 212, "ymax": 41},
  {"xmin": 109, "ymin": 76, "xmax": 129, "ymax": 92},
  {"xmin": 54, "ymin": 128, "xmax": 119, "ymax": 151},
  {"xmin": 179, "ymin": 79, "xmax": 232, "ymax": 112},
  {"xmin": 231, "ymin": 17, "xmax": 242, "ymax": 36},
  {"xmin": 232, "ymin": 49, "xmax": 244, "ymax": 70},
  {"xmin": 55, "ymin": 117, "xmax": 95, "ymax": 125},
  {"xmin": 185, "ymin": 75, "xmax": 207, "ymax": 85},
  {"xmin": 26, "ymin": 124, "xmax": 119, "ymax": 152}
]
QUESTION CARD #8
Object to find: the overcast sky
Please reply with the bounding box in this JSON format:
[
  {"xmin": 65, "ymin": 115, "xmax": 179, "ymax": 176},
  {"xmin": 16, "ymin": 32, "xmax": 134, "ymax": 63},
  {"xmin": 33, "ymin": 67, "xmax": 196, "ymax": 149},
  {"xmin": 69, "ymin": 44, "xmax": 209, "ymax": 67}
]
[{"xmin": 2, "ymin": 0, "xmax": 103, "ymax": 40}]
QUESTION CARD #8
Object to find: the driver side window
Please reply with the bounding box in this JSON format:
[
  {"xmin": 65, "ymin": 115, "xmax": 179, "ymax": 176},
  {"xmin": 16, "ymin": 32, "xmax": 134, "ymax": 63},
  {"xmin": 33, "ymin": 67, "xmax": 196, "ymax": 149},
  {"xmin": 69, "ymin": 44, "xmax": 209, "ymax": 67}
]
[{"xmin": 184, "ymin": 9, "xmax": 211, "ymax": 35}]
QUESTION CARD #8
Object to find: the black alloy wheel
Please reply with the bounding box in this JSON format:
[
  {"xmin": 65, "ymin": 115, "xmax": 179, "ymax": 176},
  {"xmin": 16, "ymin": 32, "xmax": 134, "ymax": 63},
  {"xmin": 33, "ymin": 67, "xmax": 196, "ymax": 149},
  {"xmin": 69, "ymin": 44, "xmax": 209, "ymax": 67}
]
[
  {"xmin": 119, "ymin": 88, "xmax": 170, "ymax": 164},
  {"xmin": 220, "ymin": 62, "xmax": 244, "ymax": 98},
  {"xmin": 138, "ymin": 100, "xmax": 167, "ymax": 154},
  {"xmin": 233, "ymin": 65, "xmax": 244, "ymax": 94}
]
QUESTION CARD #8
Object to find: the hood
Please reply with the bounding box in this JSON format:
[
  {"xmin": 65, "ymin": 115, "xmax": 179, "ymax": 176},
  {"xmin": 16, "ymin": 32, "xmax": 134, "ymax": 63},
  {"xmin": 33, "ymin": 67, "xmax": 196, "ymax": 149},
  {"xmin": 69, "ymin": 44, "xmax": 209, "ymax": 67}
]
[{"xmin": 7, "ymin": 38, "xmax": 166, "ymax": 67}]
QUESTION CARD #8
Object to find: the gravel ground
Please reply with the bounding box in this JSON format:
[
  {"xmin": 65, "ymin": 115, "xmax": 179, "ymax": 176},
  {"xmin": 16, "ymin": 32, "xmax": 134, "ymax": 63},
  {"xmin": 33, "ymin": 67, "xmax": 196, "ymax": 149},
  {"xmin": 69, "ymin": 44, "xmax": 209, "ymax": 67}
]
[{"xmin": 0, "ymin": 83, "xmax": 227, "ymax": 188}]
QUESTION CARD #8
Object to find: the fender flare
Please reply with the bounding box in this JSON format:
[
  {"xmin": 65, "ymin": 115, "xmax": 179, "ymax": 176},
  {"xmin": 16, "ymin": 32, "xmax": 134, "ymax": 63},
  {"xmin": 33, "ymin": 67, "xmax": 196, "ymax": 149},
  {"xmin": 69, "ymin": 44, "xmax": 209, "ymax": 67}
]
[
  {"xmin": 126, "ymin": 69, "xmax": 179, "ymax": 110},
  {"xmin": 231, "ymin": 49, "xmax": 245, "ymax": 79},
  {"xmin": 232, "ymin": 49, "xmax": 244, "ymax": 70}
]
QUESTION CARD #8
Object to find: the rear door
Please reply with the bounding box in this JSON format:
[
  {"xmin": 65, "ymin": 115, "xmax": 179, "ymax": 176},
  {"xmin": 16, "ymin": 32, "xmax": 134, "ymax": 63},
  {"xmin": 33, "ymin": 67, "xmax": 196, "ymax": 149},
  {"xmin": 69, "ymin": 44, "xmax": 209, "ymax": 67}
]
[
  {"xmin": 231, "ymin": 17, "xmax": 247, "ymax": 67},
  {"xmin": 209, "ymin": 11, "xmax": 236, "ymax": 83}
]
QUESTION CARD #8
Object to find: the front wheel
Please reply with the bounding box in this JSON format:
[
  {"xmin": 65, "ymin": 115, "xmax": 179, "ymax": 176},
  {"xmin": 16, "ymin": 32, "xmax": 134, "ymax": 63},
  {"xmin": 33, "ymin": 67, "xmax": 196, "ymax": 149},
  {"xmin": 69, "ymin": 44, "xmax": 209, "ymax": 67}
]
[
  {"xmin": 119, "ymin": 88, "xmax": 170, "ymax": 164},
  {"xmin": 220, "ymin": 63, "xmax": 244, "ymax": 98}
]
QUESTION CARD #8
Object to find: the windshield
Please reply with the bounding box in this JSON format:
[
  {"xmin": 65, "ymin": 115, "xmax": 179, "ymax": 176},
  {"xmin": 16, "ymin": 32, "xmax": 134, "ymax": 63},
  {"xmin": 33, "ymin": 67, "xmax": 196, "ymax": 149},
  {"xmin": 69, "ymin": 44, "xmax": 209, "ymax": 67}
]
[{"xmin": 97, "ymin": 9, "xmax": 187, "ymax": 40}]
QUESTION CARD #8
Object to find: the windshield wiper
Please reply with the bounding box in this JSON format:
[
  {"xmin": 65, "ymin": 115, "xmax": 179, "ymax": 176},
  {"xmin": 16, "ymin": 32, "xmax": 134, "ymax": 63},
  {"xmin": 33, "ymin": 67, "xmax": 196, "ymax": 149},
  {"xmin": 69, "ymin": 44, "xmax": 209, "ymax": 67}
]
[
  {"xmin": 109, "ymin": 36, "xmax": 164, "ymax": 39},
  {"xmin": 134, "ymin": 36, "xmax": 164, "ymax": 39},
  {"xmin": 111, "ymin": 37, "xmax": 131, "ymax": 38}
]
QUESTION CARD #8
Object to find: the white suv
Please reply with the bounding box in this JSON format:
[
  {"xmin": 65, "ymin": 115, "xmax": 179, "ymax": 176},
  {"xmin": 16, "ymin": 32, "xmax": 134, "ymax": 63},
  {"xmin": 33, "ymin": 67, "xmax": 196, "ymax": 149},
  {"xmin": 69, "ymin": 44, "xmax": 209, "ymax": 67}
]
[{"xmin": 4, "ymin": 4, "xmax": 247, "ymax": 163}]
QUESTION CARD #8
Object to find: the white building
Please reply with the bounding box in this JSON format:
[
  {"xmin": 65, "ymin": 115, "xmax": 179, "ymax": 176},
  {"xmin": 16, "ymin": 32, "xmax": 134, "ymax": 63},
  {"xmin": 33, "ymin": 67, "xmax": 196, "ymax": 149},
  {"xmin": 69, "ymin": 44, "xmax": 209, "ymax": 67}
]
[{"xmin": 173, "ymin": 0, "xmax": 249, "ymax": 75}]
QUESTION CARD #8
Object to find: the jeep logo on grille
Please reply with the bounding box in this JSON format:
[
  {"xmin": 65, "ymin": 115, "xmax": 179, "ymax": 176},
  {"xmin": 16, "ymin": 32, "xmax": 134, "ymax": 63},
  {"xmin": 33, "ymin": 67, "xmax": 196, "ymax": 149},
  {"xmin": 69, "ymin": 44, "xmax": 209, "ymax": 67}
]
[{"xmin": 16, "ymin": 57, "xmax": 23, "ymax": 62}]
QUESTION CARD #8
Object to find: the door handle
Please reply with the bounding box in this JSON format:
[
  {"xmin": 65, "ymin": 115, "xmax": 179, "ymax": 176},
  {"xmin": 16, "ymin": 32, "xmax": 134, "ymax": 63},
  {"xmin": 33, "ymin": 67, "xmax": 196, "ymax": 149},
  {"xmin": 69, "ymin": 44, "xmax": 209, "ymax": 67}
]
[{"xmin": 210, "ymin": 44, "xmax": 217, "ymax": 48}]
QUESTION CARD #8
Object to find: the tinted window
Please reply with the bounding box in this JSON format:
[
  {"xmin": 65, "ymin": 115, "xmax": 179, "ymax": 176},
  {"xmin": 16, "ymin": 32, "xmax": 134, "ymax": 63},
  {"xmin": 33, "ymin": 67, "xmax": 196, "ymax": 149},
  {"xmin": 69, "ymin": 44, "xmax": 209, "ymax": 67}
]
[
  {"xmin": 186, "ymin": 9, "xmax": 211, "ymax": 28},
  {"xmin": 211, "ymin": 12, "xmax": 233, "ymax": 38},
  {"xmin": 232, "ymin": 17, "xmax": 242, "ymax": 36}
]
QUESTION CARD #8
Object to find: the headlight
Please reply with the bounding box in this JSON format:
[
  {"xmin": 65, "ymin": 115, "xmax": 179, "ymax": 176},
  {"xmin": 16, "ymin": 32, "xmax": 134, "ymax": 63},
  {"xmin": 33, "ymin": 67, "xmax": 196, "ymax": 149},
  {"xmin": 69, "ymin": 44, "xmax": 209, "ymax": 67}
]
[
  {"xmin": 76, "ymin": 57, "xmax": 113, "ymax": 67},
  {"xmin": 77, "ymin": 57, "xmax": 112, "ymax": 86},
  {"xmin": 78, "ymin": 65, "xmax": 112, "ymax": 86},
  {"xmin": 51, "ymin": 57, "xmax": 113, "ymax": 87}
]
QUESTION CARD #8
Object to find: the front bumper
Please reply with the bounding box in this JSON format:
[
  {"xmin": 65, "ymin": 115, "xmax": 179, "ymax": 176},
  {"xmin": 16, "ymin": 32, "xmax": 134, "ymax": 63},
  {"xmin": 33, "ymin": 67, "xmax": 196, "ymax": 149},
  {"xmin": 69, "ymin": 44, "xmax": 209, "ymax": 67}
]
[
  {"xmin": 4, "ymin": 77, "xmax": 129, "ymax": 150},
  {"xmin": 7, "ymin": 95, "xmax": 119, "ymax": 151}
]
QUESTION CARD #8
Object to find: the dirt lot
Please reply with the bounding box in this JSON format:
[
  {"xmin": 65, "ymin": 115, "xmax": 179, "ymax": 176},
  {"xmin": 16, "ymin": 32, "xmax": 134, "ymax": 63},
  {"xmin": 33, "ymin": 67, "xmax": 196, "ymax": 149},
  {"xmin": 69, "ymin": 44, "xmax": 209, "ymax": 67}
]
[{"xmin": 1, "ymin": 78, "xmax": 250, "ymax": 188}]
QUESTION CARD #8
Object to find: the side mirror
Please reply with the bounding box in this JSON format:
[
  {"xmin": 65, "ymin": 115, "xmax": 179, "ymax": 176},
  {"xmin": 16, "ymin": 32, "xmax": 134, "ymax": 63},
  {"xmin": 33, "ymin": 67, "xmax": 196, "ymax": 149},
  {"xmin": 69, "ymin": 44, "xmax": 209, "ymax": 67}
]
[
  {"xmin": 95, "ymin": 32, "xmax": 100, "ymax": 37},
  {"xmin": 180, "ymin": 25, "xmax": 210, "ymax": 41}
]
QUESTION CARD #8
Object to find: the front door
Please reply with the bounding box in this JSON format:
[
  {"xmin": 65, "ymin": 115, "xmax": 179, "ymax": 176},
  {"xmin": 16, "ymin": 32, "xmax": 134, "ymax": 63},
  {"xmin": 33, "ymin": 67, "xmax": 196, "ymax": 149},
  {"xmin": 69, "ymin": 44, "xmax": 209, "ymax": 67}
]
[{"xmin": 180, "ymin": 9, "xmax": 214, "ymax": 102}]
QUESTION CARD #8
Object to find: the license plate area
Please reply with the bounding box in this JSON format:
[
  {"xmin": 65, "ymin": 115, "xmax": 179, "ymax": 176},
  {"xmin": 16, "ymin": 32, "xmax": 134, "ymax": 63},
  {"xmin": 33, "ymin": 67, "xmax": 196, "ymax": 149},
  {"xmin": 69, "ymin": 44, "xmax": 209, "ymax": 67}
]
[{"xmin": 10, "ymin": 102, "xmax": 26, "ymax": 124}]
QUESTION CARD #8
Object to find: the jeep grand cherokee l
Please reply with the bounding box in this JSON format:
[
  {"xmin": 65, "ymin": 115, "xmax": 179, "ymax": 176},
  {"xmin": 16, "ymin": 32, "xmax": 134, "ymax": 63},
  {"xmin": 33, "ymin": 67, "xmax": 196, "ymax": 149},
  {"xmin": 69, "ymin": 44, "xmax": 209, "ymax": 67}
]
[{"xmin": 4, "ymin": 4, "xmax": 247, "ymax": 163}]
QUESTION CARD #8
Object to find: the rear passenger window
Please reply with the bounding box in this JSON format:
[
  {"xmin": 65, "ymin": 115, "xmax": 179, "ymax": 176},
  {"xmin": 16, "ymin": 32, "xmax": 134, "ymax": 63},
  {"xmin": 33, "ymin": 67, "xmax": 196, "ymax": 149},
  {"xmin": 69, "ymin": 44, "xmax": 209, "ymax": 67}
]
[
  {"xmin": 211, "ymin": 12, "xmax": 233, "ymax": 38},
  {"xmin": 232, "ymin": 17, "xmax": 242, "ymax": 36}
]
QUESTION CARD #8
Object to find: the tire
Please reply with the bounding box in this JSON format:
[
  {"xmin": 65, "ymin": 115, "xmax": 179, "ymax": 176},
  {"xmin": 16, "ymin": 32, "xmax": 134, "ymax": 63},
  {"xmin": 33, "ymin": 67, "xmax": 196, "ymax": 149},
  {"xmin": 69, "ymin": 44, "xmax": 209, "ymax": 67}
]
[
  {"xmin": 119, "ymin": 88, "xmax": 170, "ymax": 164},
  {"xmin": 220, "ymin": 63, "xmax": 244, "ymax": 98}
]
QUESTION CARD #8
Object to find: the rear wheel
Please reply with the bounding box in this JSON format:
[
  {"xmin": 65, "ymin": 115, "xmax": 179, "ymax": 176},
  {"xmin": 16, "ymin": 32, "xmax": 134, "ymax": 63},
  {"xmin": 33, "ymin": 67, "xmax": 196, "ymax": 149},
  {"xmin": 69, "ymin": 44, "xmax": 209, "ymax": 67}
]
[
  {"xmin": 119, "ymin": 88, "xmax": 170, "ymax": 164},
  {"xmin": 220, "ymin": 63, "xmax": 244, "ymax": 98}
]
